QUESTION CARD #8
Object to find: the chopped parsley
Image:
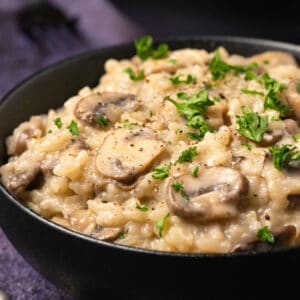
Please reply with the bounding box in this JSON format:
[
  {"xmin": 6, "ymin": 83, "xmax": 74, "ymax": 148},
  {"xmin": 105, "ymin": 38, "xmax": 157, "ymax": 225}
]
[
  {"xmin": 256, "ymin": 226, "xmax": 274, "ymax": 244},
  {"xmin": 123, "ymin": 67, "xmax": 145, "ymax": 81},
  {"xmin": 152, "ymin": 164, "xmax": 170, "ymax": 179},
  {"xmin": 123, "ymin": 119, "xmax": 138, "ymax": 130},
  {"xmin": 136, "ymin": 203, "xmax": 149, "ymax": 212},
  {"xmin": 165, "ymin": 89, "xmax": 214, "ymax": 140},
  {"xmin": 293, "ymin": 133, "xmax": 300, "ymax": 141},
  {"xmin": 209, "ymin": 49, "xmax": 258, "ymax": 81},
  {"xmin": 269, "ymin": 144, "xmax": 300, "ymax": 171},
  {"xmin": 156, "ymin": 213, "xmax": 170, "ymax": 238},
  {"xmin": 236, "ymin": 107, "xmax": 268, "ymax": 142},
  {"xmin": 168, "ymin": 58, "xmax": 177, "ymax": 64},
  {"xmin": 54, "ymin": 117, "xmax": 62, "ymax": 129},
  {"xmin": 177, "ymin": 146, "xmax": 198, "ymax": 163},
  {"xmin": 260, "ymin": 73, "xmax": 290, "ymax": 117},
  {"xmin": 118, "ymin": 228, "xmax": 129, "ymax": 240},
  {"xmin": 296, "ymin": 82, "xmax": 300, "ymax": 94},
  {"xmin": 271, "ymin": 116, "xmax": 281, "ymax": 121},
  {"xmin": 203, "ymin": 82, "xmax": 212, "ymax": 90},
  {"xmin": 96, "ymin": 115, "xmax": 110, "ymax": 127},
  {"xmin": 241, "ymin": 89, "xmax": 264, "ymax": 96},
  {"xmin": 191, "ymin": 166, "xmax": 199, "ymax": 177},
  {"xmin": 134, "ymin": 35, "xmax": 169, "ymax": 61},
  {"xmin": 263, "ymin": 60, "xmax": 269, "ymax": 65},
  {"xmin": 169, "ymin": 74, "xmax": 196, "ymax": 85},
  {"xmin": 241, "ymin": 142, "xmax": 252, "ymax": 150},
  {"xmin": 172, "ymin": 180, "xmax": 189, "ymax": 202},
  {"xmin": 67, "ymin": 120, "xmax": 79, "ymax": 136},
  {"xmin": 48, "ymin": 129, "xmax": 52, "ymax": 134}
]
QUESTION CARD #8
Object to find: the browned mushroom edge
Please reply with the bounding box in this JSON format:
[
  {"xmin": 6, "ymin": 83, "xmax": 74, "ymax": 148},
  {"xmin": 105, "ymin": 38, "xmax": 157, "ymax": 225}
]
[
  {"xmin": 166, "ymin": 166, "xmax": 249, "ymax": 222},
  {"xmin": 74, "ymin": 92, "xmax": 138, "ymax": 127},
  {"xmin": 91, "ymin": 225, "xmax": 122, "ymax": 242},
  {"xmin": 283, "ymin": 80, "xmax": 300, "ymax": 120},
  {"xmin": 233, "ymin": 225, "xmax": 297, "ymax": 252}
]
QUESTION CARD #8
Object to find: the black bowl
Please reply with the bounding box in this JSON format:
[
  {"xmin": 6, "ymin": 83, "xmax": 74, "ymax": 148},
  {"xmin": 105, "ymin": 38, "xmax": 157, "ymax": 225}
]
[{"xmin": 1, "ymin": 36, "xmax": 300, "ymax": 299}]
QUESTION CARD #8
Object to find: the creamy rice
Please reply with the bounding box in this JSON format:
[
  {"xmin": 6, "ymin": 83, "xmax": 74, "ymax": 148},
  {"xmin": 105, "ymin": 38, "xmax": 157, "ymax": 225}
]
[{"xmin": 1, "ymin": 39, "xmax": 300, "ymax": 253}]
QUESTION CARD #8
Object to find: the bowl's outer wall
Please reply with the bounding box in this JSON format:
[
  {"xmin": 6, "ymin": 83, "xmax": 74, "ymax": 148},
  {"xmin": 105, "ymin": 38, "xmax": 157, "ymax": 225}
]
[{"xmin": 1, "ymin": 37, "xmax": 300, "ymax": 298}]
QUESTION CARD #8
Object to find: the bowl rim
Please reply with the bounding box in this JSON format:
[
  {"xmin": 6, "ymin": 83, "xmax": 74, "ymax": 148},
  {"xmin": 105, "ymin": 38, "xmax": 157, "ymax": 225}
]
[{"xmin": 1, "ymin": 35, "xmax": 300, "ymax": 258}]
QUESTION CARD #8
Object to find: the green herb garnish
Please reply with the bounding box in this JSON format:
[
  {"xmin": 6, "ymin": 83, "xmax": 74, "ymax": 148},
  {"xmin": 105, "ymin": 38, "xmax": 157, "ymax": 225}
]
[
  {"xmin": 293, "ymin": 133, "xmax": 300, "ymax": 141},
  {"xmin": 172, "ymin": 180, "xmax": 189, "ymax": 202},
  {"xmin": 67, "ymin": 120, "xmax": 79, "ymax": 136},
  {"xmin": 271, "ymin": 116, "xmax": 281, "ymax": 121},
  {"xmin": 48, "ymin": 129, "xmax": 52, "ymax": 134},
  {"xmin": 169, "ymin": 74, "xmax": 196, "ymax": 85},
  {"xmin": 152, "ymin": 164, "xmax": 170, "ymax": 179},
  {"xmin": 123, "ymin": 119, "xmax": 138, "ymax": 130},
  {"xmin": 241, "ymin": 89, "xmax": 264, "ymax": 96},
  {"xmin": 269, "ymin": 144, "xmax": 300, "ymax": 171},
  {"xmin": 156, "ymin": 213, "xmax": 170, "ymax": 238},
  {"xmin": 96, "ymin": 115, "xmax": 110, "ymax": 127},
  {"xmin": 209, "ymin": 49, "xmax": 258, "ymax": 81},
  {"xmin": 296, "ymin": 82, "xmax": 300, "ymax": 94},
  {"xmin": 191, "ymin": 166, "xmax": 199, "ymax": 177},
  {"xmin": 118, "ymin": 228, "xmax": 129, "ymax": 240},
  {"xmin": 203, "ymin": 82, "xmax": 212, "ymax": 90},
  {"xmin": 135, "ymin": 35, "xmax": 169, "ymax": 61},
  {"xmin": 168, "ymin": 58, "xmax": 177, "ymax": 64},
  {"xmin": 136, "ymin": 204, "xmax": 149, "ymax": 212},
  {"xmin": 256, "ymin": 226, "xmax": 274, "ymax": 244},
  {"xmin": 177, "ymin": 146, "xmax": 198, "ymax": 163},
  {"xmin": 236, "ymin": 107, "xmax": 268, "ymax": 142},
  {"xmin": 54, "ymin": 117, "xmax": 62, "ymax": 129},
  {"xmin": 241, "ymin": 142, "xmax": 252, "ymax": 150},
  {"xmin": 123, "ymin": 67, "xmax": 145, "ymax": 81}
]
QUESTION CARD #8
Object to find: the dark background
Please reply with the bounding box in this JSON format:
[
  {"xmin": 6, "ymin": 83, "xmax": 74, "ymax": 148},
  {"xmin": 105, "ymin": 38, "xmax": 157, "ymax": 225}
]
[{"xmin": 0, "ymin": 0, "xmax": 299, "ymax": 299}]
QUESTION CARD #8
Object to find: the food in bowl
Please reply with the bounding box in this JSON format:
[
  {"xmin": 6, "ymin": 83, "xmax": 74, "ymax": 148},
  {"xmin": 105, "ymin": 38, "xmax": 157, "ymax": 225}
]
[{"xmin": 1, "ymin": 36, "xmax": 300, "ymax": 253}]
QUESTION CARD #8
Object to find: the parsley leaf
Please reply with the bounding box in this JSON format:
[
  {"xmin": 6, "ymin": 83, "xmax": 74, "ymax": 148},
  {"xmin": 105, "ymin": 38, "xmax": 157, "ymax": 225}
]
[
  {"xmin": 169, "ymin": 74, "xmax": 196, "ymax": 85},
  {"xmin": 123, "ymin": 67, "xmax": 145, "ymax": 81},
  {"xmin": 54, "ymin": 117, "xmax": 62, "ymax": 129},
  {"xmin": 136, "ymin": 203, "xmax": 149, "ymax": 212},
  {"xmin": 191, "ymin": 166, "xmax": 199, "ymax": 177},
  {"xmin": 209, "ymin": 49, "xmax": 257, "ymax": 81},
  {"xmin": 236, "ymin": 107, "xmax": 268, "ymax": 142},
  {"xmin": 67, "ymin": 120, "xmax": 79, "ymax": 136},
  {"xmin": 203, "ymin": 82, "xmax": 212, "ymax": 90},
  {"xmin": 156, "ymin": 213, "xmax": 170, "ymax": 238},
  {"xmin": 172, "ymin": 180, "xmax": 189, "ymax": 202},
  {"xmin": 118, "ymin": 228, "xmax": 129, "ymax": 240},
  {"xmin": 241, "ymin": 142, "xmax": 252, "ymax": 150},
  {"xmin": 269, "ymin": 144, "xmax": 300, "ymax": 171},
  {"xmin": 152, "ymin": 164, "xmax": 170, "ymax": 179},
  {"xmin": 96, "ymin": 115, "xmax": 110, "ymax": 127},
  {"xmin": 123, "ymin": 119, "xmax": 138, "ymax": 130},
  {"xmin": 168, "ymin": 58, "xmax": 177, "ymax": 65},
  {"xmin": 256, "ymin": 226, "xmax": 274, "ymax": 244},
  {"xmin": 241, "ymin": 89, "xmax": 264, "ymax": 96},
  {"xmin": 260, "ymin": 73, "xmax": 291, "ymax": 117},
  {"xmin": 293, "ymin": 133, "xmax": 300, "ymax": 141},
  {"xmin": 177, "ymin": 146, "xmax": 198, "ymax": 163},
  {"xmin": 134, "ymin": 35, "xmax": 169, "ymax": 61}
]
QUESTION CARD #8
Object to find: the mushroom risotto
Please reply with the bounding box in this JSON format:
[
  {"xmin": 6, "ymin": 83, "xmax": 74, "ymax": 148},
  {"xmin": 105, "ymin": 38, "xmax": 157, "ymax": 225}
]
[{"xmin": 1, "ymin": 36, "xmax": 300, "ymax": 253}]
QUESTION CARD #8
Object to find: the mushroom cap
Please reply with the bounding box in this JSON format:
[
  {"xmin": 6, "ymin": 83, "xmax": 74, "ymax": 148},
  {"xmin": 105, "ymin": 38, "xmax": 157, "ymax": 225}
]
[
  {"xmin": 284, "ymin": 80, "xmax": 300, "ymax": 120},
  {"xmin": 96, "ymin": 127, "xmax": 165, "ymax": 183},
  {"xmin": 167, "ymin": 166, "xmax": 249, "ymax": 222},
  {"xmin": 75, "ymin": 92, "xmax": 137, "ymax": 126},
  {"xmin": 258, "ymin": 129, "xmax": 283, "ymax": 147},
  {"xmin": 91, "ymin": 226, "xmax": 122, "ymax": 242}
]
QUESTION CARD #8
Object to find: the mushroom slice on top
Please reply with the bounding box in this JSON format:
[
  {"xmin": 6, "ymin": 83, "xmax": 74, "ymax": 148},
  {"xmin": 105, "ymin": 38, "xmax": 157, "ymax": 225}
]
[
  {"xmin": 75, "ymin": 92, "xmax": 137, "ymax": 127},
  {"xmin": 166, "ymin": 166, "xmax": 249, "ymax": 222},
  {"xmin": 233, "ymin": 225, "xmax": 297, "ymax": 252},
  {"xmin": 284, "ymin": 80, "xmax": 300, "ymax": 120},
  {"xmin": 91, "ymin": 226, "xmax": 122, "ymax": 242},
  {"xmin": 258, "ymin": 129, "xmax": 283, "ymax": 147},
  {"xmin": 96, "ymin": 127, "xmax": 165, "ymax": 183},
  {"xmin": 250, "ymin": 51, "xmax": 297, "ymax": 67}
]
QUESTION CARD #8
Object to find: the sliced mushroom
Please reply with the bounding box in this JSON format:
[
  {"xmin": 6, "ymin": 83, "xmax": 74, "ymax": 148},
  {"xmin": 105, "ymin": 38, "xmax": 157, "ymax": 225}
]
[
  {"xmin": 96, "ymin": 127, "xmax": 165, "ymax": 183},
  {"xmin": 233, "ymin": 225, "xmax": 297, "ymax": 252},
  {"xmin": 75, "ymin": 92, "xmax": 138, "ymax": 127},
  {"xmin": 7, "ymin": 116, "xmax": 44, "ymax": 156},
  {"xmin": 166, "ymin": 166, "xmax": 249, "ymax": 222},
  {"xmin": 91, "ymin": 225, "xmax": 122, "ymax": 242},
  {"xmin": 6, "ymin": 164, "xmax": 41, "ymax": 195},
  {"xmin": 258, "ymin": 129, "xmax": 283, "ymax": 147},
  {"xmin": 284, "ymin": 80, "xmax": 300, "ymax": 120},
  {"xmin": 250, "ymin": 51, "xmax": 297, "ymax": 67},
  {"xmin": 284, "ymin": 119, "xmax": 300, "ymax": 135}
]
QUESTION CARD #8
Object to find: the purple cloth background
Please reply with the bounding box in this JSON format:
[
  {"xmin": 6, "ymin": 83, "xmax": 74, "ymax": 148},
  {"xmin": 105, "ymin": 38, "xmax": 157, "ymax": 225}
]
[{"xmin": 0, "ymin": 1, "xmax": 141, "ymax": 299}]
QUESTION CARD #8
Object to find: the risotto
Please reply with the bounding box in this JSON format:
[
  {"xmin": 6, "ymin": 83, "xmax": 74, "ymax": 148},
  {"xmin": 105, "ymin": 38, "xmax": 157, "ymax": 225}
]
[{"xmin": 1, "ymin": 36, "xmax": 300, "ymax": 253}]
